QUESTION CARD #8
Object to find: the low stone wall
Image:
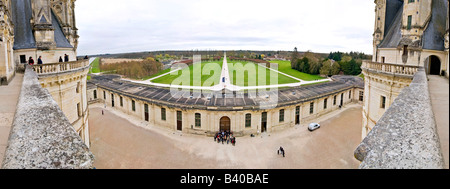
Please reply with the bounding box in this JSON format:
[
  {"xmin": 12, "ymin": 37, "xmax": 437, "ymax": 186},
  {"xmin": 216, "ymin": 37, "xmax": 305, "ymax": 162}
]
[
  {"xmin": 354, "ymin": 68, "xmax": 445, "ymax": 169},
  {"xmin": 1, "ymin": 66, "xmax": 94, "ymax": 169}
]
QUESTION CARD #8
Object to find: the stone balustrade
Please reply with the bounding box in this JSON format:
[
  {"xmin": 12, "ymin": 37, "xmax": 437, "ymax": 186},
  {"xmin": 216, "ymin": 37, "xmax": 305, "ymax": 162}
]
[
  {"xmin": 362, "ymin": 60, "xmax": 420, "ymax": 76},
  {"xmin": 1, "ymin": 66, "xmax": 94, "ymax": 169},
  {"xmin": 32, "ymin": 60, "xmax": 90, "ymax": 75},
  {"xmin": 354, "ymin": 68, "xmax": 445, "ymax": 169}
]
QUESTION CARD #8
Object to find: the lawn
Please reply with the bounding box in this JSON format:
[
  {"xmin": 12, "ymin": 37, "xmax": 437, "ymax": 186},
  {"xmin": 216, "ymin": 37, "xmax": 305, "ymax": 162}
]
[
  {"xmin": 227, "ymin": 60, "xmax": 299, "ymax": 86},
  {"xmin": 269, "ymin": 60, "xmax": 325, "ymax": 81},
  {"xmin": 151, "ymin": 60, "xmax": 224, "ymax": 87},
  {"xmin": 89, "ymin": 57, "xmax": 101, "ymax": 74}
]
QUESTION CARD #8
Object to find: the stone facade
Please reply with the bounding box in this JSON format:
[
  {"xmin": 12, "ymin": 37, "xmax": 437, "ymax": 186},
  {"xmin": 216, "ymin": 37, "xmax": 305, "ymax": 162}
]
[
  {"xmin": 0, "ymin": 0, "xmax": 89, "ymax": 147},
  {"xmin": 88, "ymin": 75, "xmax": 364, "ymax": 136},
  {"xmin": 2, "ymin": 66, "xmax": 93, "ymax": 169},
  {"xmin": 0, "ymin": 0, "xmax": 15, "ymax": 85},
  {"xmin": 355, "ymin": 69, "xmax": 444, "ymax": 169},
  {"xmin": 363, "ymin": 0, "xmax": 449, "ymax": 138}
]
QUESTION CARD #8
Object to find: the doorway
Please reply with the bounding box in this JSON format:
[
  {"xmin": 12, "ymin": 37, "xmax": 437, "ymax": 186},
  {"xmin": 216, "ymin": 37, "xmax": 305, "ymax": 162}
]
[
  {"xmin": 295, "ymin": 106, "xmax": 300, "ymax": 125},
  {"xmin": 428, "ymin": 55, "xmax": 441, "ymax": 75},
  {"xmin": 177, "ymin": 111, "xmax": 182, "ymax": 131},
  {"xmin": 220, "ymin": 116, "xmax": 231, "ymax": 132},
  {"xmin": 144, "ymin": 104, "xmax": 149, "ymax": 122},
  {"xmin": 111, "ymin": 94, "xmax": 115, "ymax": 107},
  {"xmin": 261, "ymin": 112, "xmax": 267, "ymax": 133}
]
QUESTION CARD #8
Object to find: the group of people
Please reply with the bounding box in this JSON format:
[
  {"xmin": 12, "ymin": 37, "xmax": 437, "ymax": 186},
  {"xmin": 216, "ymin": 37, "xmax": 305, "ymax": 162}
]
[
  {"xmin": 28, "ymin": 54, "xmax": 71, "ymax": 66},
  {"xmin": 214, "ymin": 130, "xmax": 236, "ymax": 146}
]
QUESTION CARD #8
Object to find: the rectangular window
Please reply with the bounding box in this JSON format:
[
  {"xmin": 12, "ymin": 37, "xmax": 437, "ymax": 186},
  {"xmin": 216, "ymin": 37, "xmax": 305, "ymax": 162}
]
[
  {"xmin": 310, "ymin": 102, "xmax": 314, "ymax": 114},
  {"xmin": 349, "ymin": 91, "xmax": 352, "ymax": 99},
  {"xmin": 380, "ymin": 96, "xmax": 386, "ymax": 109},
  {"xmin": 93, "ymin": 90, "xmax": 97, "ymax": 99},
  {"xmin": 324, "ymin": 98, "xmax": 328, "ymax": 110},
  {"xmin": 279, "ymin": 109, "xmax": 285, "ymax": 122},
  {"xmin": 295, "ymin": 106, "xmax": 300, "ymax": 116},
  {"xmin": 161, "ymin": 108, "xmax": 166, "ymax": 121},
  {"xmin": 20, "ymin": 55, "xmax": 27, "ymax": 64},
  {"xmin": 195, "ymin": 113, "xmax": 201, "ymax": 127},
  {"xmin": 103, "ymin": 91, "xmax": 106, "ymax": 99},
  {"xmin": 120, "ymin": 96, "xmax": 123, "ymax": 107},
  {"xmin": 145, "ymin": 104, "xmax": 149, "ymax": 113},
  {"xmin": 333, "ymin": 95, "xmax": 337, "ymax": 105},
  {"xmin": 408, "ymin": 0, "xmax": 415, "ymax": 3},
  {"xmin": 245, "ymin": 114, "xmax": 252, "ymax": 128},
  {"xmin": 132, "ymin": 100, "xmax": 136, "ymax": 112},
  {"xmin": 359, "ymin": 91, "xmax": 364, "ymax": 102},
  {"xmin": 407, "ymin": 15, "xmax": 412, "ymax": 30},
  {"xmin": 381, "ymin": 57, "xmax": 386, "ymax": 63}
]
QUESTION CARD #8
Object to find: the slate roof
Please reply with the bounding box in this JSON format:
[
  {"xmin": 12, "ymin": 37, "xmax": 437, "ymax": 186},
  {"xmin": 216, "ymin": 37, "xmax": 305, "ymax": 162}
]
[
  {"xmin": 379, "ymin": 0, "xmax": 448, "ymax": 51},
  {"xmin": 11, "ymin": 0, "xmax": 73, "ymax": 50},
  {"xmin": 88, "ymin": 75, "xmax": 363, "ymax": 111}
]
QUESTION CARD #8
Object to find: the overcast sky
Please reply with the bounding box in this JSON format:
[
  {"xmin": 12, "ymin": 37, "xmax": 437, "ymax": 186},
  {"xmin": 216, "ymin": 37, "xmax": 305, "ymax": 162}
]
[{"xmin": 75, "ymin": 0, "xmax": 375, "ymax": 56}]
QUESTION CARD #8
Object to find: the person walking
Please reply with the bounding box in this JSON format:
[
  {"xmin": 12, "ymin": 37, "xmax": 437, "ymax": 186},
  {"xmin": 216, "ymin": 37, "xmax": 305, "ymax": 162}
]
[{"xmin": 278, "ymin": 147, "xmax": 285, "ymax": 157}]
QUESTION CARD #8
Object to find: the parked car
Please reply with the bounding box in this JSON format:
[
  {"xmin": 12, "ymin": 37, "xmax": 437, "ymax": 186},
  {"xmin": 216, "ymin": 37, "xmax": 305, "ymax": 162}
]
[{"xmin": 308, "ymin": 123, "xmax": 321, "ymax": 131}]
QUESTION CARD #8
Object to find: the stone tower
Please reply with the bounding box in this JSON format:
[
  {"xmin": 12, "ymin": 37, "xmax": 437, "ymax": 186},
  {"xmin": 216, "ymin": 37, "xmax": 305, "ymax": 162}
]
[
  {"xmin": 31, "ymin": 0, "xmax": 56, "ymax": 50},
  {"xmin": 50, "ymin": 0, "xmax": 78, "ymax": 50},
  {"xmin": 362, "ymin": 0, "xmax": 449, "ymax": 138}
]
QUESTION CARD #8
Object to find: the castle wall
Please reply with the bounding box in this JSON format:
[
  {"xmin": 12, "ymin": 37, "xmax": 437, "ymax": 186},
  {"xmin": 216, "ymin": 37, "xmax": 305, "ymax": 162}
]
[
  {"xmin": 90, "ymin": 86, "xmax": 361, "ymax": 136},
  {"xmin": 37, "ymin": 63, "xmax": 90, "ymax": 147},
  {"xmin": 361, "ymin": 66, "xmax": 414, "ymax": 138}
]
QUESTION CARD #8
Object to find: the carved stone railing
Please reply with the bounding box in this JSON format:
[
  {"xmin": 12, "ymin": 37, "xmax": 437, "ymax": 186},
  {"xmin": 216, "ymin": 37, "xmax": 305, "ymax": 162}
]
[
  {"xmin": 354, "ymin": 68, "xmax": 445, "ymax": 169},
  {"xmin": 1, "ymin": 66, "xmax": 94, "ymax": 169},
  {"xmin": 32, "ymin": 60, "xmax": 90, "ymax": 75},
  {"xmin": 362, "ymin": 61, "xmax": 420, "ymax": 76}
]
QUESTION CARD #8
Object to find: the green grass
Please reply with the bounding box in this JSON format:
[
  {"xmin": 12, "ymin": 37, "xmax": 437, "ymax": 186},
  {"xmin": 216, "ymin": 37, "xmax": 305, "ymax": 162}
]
[
  {"xmin": 142, "ymin": 68, "xmax": 173, "ymax": 81},
  {"xmin": 89, "ymin": 57, "xmax": 101, "ymax": 74},
  {"xmin": 269, "ymin": 60, "xmax": 325, "ymax": 81},
  {"xmin": 151, "ymin": 60, "xmax": 224, "ymax": 87},
  {"xmin": 227, "ymin": 60, "xmax": 298, "ymax": 86}
]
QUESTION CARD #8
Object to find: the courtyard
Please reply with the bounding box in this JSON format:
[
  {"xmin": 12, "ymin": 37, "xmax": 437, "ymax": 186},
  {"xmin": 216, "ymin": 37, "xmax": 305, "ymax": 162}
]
[{"xmin": 88, "ymin": 103, "xmax": 363, "ymax": 169}]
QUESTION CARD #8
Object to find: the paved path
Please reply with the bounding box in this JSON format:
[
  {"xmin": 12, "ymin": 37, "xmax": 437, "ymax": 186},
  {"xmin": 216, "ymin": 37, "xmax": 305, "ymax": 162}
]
[
  {"xmin": 0, "ymin": 73, "xmax": 24, "ymax": 166},
  {"xmin": 89, "ymin": 103, "xmax": 362, "ymax": 169},
  {"xmin": 428, "ymin": 75, "xmax": 449, "ymax": 169}
]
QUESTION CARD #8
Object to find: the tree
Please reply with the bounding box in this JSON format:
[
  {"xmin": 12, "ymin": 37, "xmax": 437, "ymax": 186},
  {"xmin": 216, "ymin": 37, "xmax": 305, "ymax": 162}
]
[
  {"xmin": 320, "ymin": 59, "xmax": 341, "ymax": 76},
  {"xmin": 309, "ymin": 61, "xmax": 322, "ymax": 75},
  {"xmin": 291, "ymin": 47, "xmax": 299, "ymax": 69}
]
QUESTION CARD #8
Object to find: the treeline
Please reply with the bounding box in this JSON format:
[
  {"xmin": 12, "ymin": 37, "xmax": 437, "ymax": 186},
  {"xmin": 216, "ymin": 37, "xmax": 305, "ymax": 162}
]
[
  {"xmin": 99, "ymin": 58, "xmax": 164, "ymax": 80},
  {"xmin": 291, "ymin": 48, "xmax": 367, "ymax": 77},
  {"xmin": 229, "ymin": 56, "xmax": 271, "ymax": 67}
]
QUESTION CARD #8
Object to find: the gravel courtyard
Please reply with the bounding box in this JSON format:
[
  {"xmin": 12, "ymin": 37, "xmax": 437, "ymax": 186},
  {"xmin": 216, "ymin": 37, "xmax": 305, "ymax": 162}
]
[{"xmin": 89, "ymin": 104, "xmax": 363, "ymax": 169}]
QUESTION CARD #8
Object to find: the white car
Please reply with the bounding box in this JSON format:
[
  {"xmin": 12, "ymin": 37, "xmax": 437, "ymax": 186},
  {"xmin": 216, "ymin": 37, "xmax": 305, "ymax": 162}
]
[{"xmin": 308, "ymin": 123, "xmax": 321, "ymax": 131}]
